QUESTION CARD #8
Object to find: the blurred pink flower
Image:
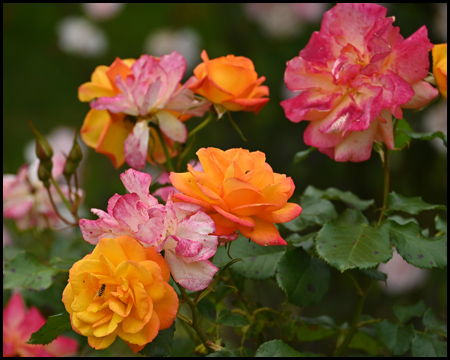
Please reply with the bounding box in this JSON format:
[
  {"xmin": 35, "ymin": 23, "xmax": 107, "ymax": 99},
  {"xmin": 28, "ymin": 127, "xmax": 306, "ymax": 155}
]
[
  {"xmin": 3, "ymin": 292, "xmax": 78, "ymax": 357},
  {"xmin": 85, "ymin": 52, "xmax": 210, "ymax": 169},
  {"xmin": 3, "ymin": 154, "xmax": 74, "ymax": 231},
  {"xmin": 281, "ymin": 3, "xmax": 439, "ymax": 162},
  {"xmin": 378, "ymin": 249, "xmax": 428, "ymax": 295},
  {"xmin": 79, "ymin": 169, "xmax": 218, "ymax": 291},
  {"xmin": 82, "ymin": 3, "xmax": 125, "ymax": 21}
]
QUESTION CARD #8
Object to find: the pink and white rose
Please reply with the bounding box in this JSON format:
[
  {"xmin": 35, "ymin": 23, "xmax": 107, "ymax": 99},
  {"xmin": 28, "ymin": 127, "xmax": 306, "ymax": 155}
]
[
  {"xmin": 79, "ymin": 169, "xmax": 218, "ymax": 291},
  {"xmin": 281, "ymin": 3, "xmax": 439, "ymax": 162}
]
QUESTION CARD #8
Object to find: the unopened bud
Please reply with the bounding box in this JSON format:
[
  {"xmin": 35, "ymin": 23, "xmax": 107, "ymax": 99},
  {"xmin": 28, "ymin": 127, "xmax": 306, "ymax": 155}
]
[
  {"xmin": 29, "ymin": 121, "xmax": 53, "ymax": 162},
  {"xmin": 63, "ymin": 130, "xmax": 83, "ymax": 178},
  {"xmin": 38, "ymin": 160, "xmax": 52, "ymax": 188}
]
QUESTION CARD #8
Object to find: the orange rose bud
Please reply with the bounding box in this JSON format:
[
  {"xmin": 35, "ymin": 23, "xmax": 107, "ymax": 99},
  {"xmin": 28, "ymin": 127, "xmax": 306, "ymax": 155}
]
[
  {"xmin": 62, "ymin": 236, "xmax": 178, "ymax": 353},
  {"xmin": 189, "ymin": 50, "xmax": 269, "ymax": 114},
  {"xmin": 169, "ymin": 148, "xmax": 302, "ymax": 246},
  {"xmin": 432, "ymin": 43, "xmax": 447, "ymax": 100}
]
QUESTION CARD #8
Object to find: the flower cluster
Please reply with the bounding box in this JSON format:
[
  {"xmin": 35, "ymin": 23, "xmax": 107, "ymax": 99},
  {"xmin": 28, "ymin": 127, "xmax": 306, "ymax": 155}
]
[
  {"xmin": 281, "ymin": 3, "xmax": 439, "ymax": 162},
  {"xmin": 80, "ymin": 168, "xmax": 219, "ymax": 292}
]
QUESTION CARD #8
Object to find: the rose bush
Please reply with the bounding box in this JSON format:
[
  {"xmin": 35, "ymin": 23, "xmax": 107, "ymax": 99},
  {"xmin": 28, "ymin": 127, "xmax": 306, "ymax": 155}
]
[
  {"xmin": 62, "ymin": 235, "xmax": 178, "ymax": 352},
  {"xmin": 281, "ymin": 3, "xmax": 439, "ymax": 162},
  {"xmin": 169, "ymin": 147, "xmax": 302, "ymax": 246}
]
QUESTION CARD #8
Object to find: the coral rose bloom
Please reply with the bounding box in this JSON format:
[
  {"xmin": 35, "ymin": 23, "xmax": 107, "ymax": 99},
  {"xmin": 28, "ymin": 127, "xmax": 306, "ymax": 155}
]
[
  {"xmin": 281, "ymin": 3, "xmax": 439, "ymax": 162},
  {"xmin": 62, "ymin": 235, "xmax": 178, "ymax": 353},
  {"xmin": 169, "ymin": 148, "xmax": 302, "ymax": 246},
  {"xmin": 432, "ymin": 43, "xmax": 447, "ymax": 101},
  {"xmin": 189, "ymin": 50, "xmax": 269, "ymax": 115}
]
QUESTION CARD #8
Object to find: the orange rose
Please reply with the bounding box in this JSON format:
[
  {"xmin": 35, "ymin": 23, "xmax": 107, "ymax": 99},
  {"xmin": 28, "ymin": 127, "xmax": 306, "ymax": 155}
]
[
  {"xmin": 188, "ymin": 50, "xmax": 269, "ymax": 114},
  {"xmin": 169, "ymin": 148, "xmax": 302, "ymax": 246},
  {"xmin": 432, "ymin": 43, "xmax": 447, "ymax": 100},
  {"xmin": 62, "ymin": 235, "xmax": 178, "ymax": 353}
]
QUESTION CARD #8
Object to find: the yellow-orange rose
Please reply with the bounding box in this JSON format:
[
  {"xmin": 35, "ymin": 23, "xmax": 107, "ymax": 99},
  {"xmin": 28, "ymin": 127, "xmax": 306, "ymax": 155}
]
[
  {"xmin": 188, "ymin": 50, "xmax": 269, "ymax": 114},
  {"xmin": 62, "ymin": 236, "xmax": 178, "ymax": 353},
  {"xmin": 169, "ymin": 148, "xmax": 302, "ymax": 246},
  {"xmin": 432, "ymin": 43, "xmax": 447, "ymax": 100}
]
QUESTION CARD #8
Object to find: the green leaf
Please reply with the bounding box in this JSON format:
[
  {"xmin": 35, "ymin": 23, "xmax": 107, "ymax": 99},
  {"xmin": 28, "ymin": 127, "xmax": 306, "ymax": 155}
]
[
  {"xmin": 27, "ymin": 312, "xmax": 72, "ymax": 345},
  {"xmin": 304, "ymin": 186, "xmax": 375, "ymax": 211},
  {"xmin": 255, "ymin": 339, "xmax": 306, "ymax": 357},
  {"xmin": 385, "ymin": 191, "xmax": 447, "ymax": 216},
  {"xmin": 197, "ymin": 297, "xmax": 217, "ymax": 323},
  {"xmin": 293, "ymin": 147, "xmax": 316, "ymax": 164},
  {"xmin": 206, "ymin": 349, "xmax": 237, "ymax": 357},
  {"xmin": 283, "ymin": 195, "xmax": 337, "ymax": 232},
  {"xmin": 213, "ymin": 236, "xmax": 285, "ymax": 280},
  {"xmin": 217, "ymin": 310, "xmax": 249, "ymax": 327},
  {"xmin": 394, "ymin": 118, "xmax": 413, "ymax": 149},
  {"xmin": 435, "ymin": 215, "xmax": 447, "ymax": 234},
  {"xmin": 411, "ymin": 333, "xmax": 447, "ymax": 357},
  {"xmin": 349, "ymin": 331, "xmax": 380, "ymax": 356},
  {"xmin": 315, "ymin": 210, "xmax": 392, "ymax": 272},
  {"xmin": 383, "ymin": 220, "xmax": 447, "ymax": 269},
  {"xmin": 393, "ymin": 300, "xmax": 427, "ymax": 323},
  {"xmin": 398, "ymin": 127, "xmax": 447, "ymax": 147},
  {"xmin": 360, "ymin": 268, "xmax": 388, "ymax": 282},
  {"xmin": 139, "ymin": 323, "xmax": 175, "ymax": 357},
  {"xmin": 423, "ymin": 308, "xmax": 447, "ymax": 334},
  {"xmin": 296, "ymin": 322, "xmax": 336, "ymax": 342},
  {"xmin": 377, "ymin": 320, "xmax": 414, "ymax": 356},
  {"xmin": 3, "ymin": 251, "xmax": 59, "ymax": 291},
  {"xmin": 276, "ymin": 248, "xmax": 330, "ymax": 306}
]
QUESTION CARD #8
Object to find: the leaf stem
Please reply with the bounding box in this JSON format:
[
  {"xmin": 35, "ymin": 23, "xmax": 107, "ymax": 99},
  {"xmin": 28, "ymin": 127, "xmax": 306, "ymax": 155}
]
[{"xmin": 188, "ymin": 111, "xmax": 214, "ymax": 139}]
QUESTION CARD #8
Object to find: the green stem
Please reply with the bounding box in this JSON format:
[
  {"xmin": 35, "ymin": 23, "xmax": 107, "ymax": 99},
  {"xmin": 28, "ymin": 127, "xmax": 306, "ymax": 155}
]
[
  {"xmin": 333, "ymin": 290, "xmax": 366, "ymax": 357},
  {"xmin": 46, "ymin": 186, "xmax": 78, "ymax": 226},
  {"xmin": 188, "ymin": 111, "xmax": 214, "ymax": 139},
  {"xmin": 153, "ymin": 125, "xmax": 175, "ymax": 173},
  {"xmin": 175, "ymin": 283, "xmax": 213, "ymax": 353},
  {"xmin": 378, "ymin": 143, "xmax": 390, "ymax": 225}
]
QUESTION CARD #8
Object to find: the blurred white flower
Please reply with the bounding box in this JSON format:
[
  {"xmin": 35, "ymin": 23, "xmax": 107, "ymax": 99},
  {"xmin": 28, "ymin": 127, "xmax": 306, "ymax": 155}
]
[
  {"xmin": 378, "ymin": 249, "xmax": 429, "ymax": 295},
  {"xmin": 143, "ymin": 27, "xmax": 201, "ymax": 71},
  {"xmin": 244, "ymin": 3, "xmax": 328, "ymax": 39},
  {"xmin": 56, "ymin": 16, "xmax": 107, "ymax": 57},
  {"xmin": 82, "ymin": 3, "xmax": 125, "ymax": 21}
]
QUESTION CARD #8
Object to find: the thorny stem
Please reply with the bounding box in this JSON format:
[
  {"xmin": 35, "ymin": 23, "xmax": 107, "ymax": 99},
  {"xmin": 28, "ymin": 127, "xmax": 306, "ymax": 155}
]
[{"xmin": 175, "ymin": 283, "xmax": 214, "ymax": 353}]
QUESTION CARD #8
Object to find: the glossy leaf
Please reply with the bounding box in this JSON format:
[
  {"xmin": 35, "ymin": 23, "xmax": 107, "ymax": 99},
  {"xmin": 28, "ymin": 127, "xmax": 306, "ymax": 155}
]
[
  {"xmin": 27, "ymin": 312, "xmax": 71, "ymax": 345},
  {"xmin": 303, "ymin": 186, "xmax": 374, "ymax": 210},
  {"xmin": 255, "ymin": 339, "xmax": 306, "ymax": 357},
  {"xmin": 393, "ymin": 300, "xmax": 426, "ymax": 323},
  {"xmin": 315, "ymin": 210, "xmax": 392, "ymax": 271},
  {"xmin": 276, "ymin": 248, "xmax": 330, "ymax": 306},
  {"xmin": 213, "ymin": 236, "xmax": 285, "ymax": 280},
  {"xmin": 377, "ymin": 320, "xmax": 414, "ymax": 355},
  {"xmin": 383, "ymin": 220, "xmax": 447, "ymax": 269},
  {"xmin": 283, "ymin": 195, "xmax": 337, "ymax": 232},
  {"xmin": 3, "ymin": 251, "xmax": 59, "ymax": 291},
  {"xmin": 385, "ymin": 191, "xmax": 447, "ymax": 216},
  {"xmin": 139, "ymin": 323, "xmax": 175, "ymax": 357},
  {"xmin": 411, "ymin": 333, "xmax": 447, "ymax": 357},
  {"xmin": 293, "ymin": 147, "xmax": 316, "ymax": 164},
  {"xmin": 217, "ymin": 310, "xmax": 249, "ymax": 327}
]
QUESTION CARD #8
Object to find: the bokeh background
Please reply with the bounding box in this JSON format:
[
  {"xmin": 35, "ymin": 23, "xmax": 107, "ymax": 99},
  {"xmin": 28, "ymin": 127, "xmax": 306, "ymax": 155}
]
[{"xmin": 3, "ymin": 3, "xmax": 447, "ymax": 355}]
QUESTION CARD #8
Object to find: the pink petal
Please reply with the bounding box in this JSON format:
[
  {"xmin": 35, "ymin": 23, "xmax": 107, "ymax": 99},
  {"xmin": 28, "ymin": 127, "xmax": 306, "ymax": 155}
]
[
  {"xmin": 403, "ymin": 81, "xmax": 439, "ymax": 109},
  {"xmin": 164, "ymin": 250, "xmax": 218, "ymax": 291},
  {"xmin": 124, "ymin": 121, "xmax": 149, "ymax": 170},
  {"xmin": 120, "ymin": 168, "xmax": 159, "ymax": 207}
]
